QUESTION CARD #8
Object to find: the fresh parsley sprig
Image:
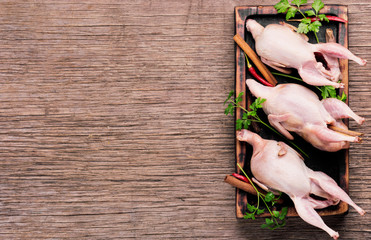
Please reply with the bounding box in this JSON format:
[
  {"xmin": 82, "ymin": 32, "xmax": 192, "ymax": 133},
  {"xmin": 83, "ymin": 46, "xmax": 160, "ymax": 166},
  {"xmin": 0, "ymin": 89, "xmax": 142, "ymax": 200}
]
[
  {"xmin": 274, "ymin": 0, "xmax": 329, "ymax": 43},
  {"xmin": 224, "ymin": 90, "xmax": 266, "ymax": 130},
  {"xmin": 224, "ymin": 91, "xmax": 309, "ymax": 158},
  {"xmin": 320, "ymin": 85, "xmax": 347, "ymax": 102},
  {"xmin": 238, "ymin": 163, "xmax": 288, "ymax": 229}
]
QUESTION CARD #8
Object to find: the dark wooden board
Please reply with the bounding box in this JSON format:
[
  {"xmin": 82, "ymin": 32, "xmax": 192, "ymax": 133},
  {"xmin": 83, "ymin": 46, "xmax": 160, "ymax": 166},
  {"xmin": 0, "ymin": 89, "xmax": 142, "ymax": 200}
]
[{"xmin": 235, "ymin": 5, "xmax": 349, "ymax": 218}]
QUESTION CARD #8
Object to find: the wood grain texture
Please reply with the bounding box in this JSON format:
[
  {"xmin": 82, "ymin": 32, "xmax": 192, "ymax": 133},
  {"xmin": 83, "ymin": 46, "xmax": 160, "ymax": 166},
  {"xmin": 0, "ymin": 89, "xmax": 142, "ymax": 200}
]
[{"xmin": 0, "ymin": 0, "xmax": 369, "ymax": 239}]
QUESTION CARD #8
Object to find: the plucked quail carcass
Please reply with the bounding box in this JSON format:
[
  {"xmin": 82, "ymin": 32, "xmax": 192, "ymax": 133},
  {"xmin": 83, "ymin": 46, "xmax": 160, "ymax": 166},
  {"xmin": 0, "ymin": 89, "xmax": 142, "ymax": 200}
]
[
  {"xmin": 237, "ymin": 129, "xmax": 365, "ymax": 239},
  {"xmin": 245, "ymin": 19, "xmax": 366, "ymax": 88},
  {"xmin": 245, "ymin": 79, "xmax": 364, "ymax": 152}
]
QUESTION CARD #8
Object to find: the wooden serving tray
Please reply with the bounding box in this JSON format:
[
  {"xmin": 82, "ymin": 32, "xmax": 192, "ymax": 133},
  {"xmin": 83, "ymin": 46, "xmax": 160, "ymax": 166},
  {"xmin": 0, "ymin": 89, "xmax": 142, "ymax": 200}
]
[{"xmin": 234, "ymin": 5, "xmax": 349, "ymax": 218}]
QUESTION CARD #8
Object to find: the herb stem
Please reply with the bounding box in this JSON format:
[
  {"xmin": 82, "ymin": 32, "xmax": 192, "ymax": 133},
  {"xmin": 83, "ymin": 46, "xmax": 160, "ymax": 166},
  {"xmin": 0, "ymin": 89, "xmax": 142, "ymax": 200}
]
[
  {"xmin": 272, "ymin": 72, "xmax": 322, "ymax": 91},
  {"xmin": 231, "ymin": 100, "xmax": 249, "ymax": 113},
  {"xmin": 261, "ymin": 194, "xmax": 280, "ymax": 226},
  {"xmin": 255, "ymin": 192, "xmax": 261, "ymax": 215},
  {"xmin": 237, "ymin": 163, "xmax": 259, "ymax": 193},
  {"xmin": 254, "ymin": 115, "xmax": 309, "ymax": 158},
  {"xmin": 314, "ymin": 31, "xmax": 320, "ymax": 43},
  {"xmin": 297, "ymin": 9, "xmax": 306, "ymax": 19},
  {"xmin": 271, "ymin": 72, "xmax": 302, "ymax": 81}
]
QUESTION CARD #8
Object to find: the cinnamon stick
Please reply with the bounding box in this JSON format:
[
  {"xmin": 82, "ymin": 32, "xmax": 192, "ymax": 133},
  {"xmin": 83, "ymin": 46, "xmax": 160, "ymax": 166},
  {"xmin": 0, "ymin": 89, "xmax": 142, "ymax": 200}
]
[
  {"xmin": 225, "ymin": 175, "xmax": 257, "ymax": 195},
  {"xmin": 329, "ymin": 125, "xmax": 363, "ymax": 137},
  {"xmin": 233, "ymin": 34, "xmax": 278, "ymax": 86},
  {"xmin": 225, "ymin": 175, "xmax": 284, "ymax": 204}
]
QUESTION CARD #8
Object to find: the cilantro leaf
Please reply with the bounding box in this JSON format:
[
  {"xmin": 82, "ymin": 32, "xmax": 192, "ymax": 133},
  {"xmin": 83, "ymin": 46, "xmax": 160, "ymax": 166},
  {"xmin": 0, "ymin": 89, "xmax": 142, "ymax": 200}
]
[
  {"xmin": 274, "ymin": 0, "xmax": 291, "ymax": 13},
  {"xmin": 312, "ymin": 0, "xmax": 325, "ymax": 14},
  {"xmin": 286, "ymin": 7, "xmax": 298, "ymax": 20}
]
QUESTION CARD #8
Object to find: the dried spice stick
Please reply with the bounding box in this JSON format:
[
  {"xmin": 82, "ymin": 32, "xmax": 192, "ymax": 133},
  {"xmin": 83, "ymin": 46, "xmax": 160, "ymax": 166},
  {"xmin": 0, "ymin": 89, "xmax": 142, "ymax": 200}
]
[
  {"xmin": 224, "ymin": 175, "xmax": 284, "ymax": 204},
  {"xmin": 328, "ymin": 126, "xmax": 363, "ymax": 137},
  {"xmin": 233, "ymin": 34, "xmax": 278, "ymax": 86},
  {"xmin": 225, "ymin": 175, "xmax": 257, "ymax": 195}
]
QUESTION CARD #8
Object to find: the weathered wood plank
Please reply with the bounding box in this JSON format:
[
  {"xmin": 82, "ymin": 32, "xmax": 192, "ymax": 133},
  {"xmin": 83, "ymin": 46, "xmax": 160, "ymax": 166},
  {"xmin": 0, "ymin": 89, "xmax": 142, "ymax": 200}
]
[{"xmin": 0, "ymin": 0, "xmax": 369, "ymax": 239}]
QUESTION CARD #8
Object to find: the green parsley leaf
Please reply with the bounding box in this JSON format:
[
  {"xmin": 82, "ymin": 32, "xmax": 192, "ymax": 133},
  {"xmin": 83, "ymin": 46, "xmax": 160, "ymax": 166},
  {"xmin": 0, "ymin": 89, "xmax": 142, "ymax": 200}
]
[
  {"xmin": 260, "ymin": 223, "xmax": 268, "ymax": 229},
  {"xmin": 318, "ymin": 14, "xmax": 329, "ymax": 22},
  {"xmin": 248, "ymin": 111, "xmax": 257, "ymax": 118},
  {"xmin": 247, "ymin": 203, "xmax": 256, "ymax": 212},
  {"xmin": 250, "ymin": 97, "xmax": 266, "ymax": 110},
  {"xmin": 297, "ymin": 22, "xmax": 309, "ymax": 34},
  {"xmin": 305, "ymin": 10, "xmax": 316, "ymax": 16},
  {"xmin": 302, "ymin": 17, "xmax": 311, "ymax": 24},
  {"xmin": 256, "ymin": 208, "xmax": 265, "ymax": 215},
  {"xmin": 279, "ymin": 207, "xmax": 288, "ymax": 220},
  {"xmin": 236, "ymin": 119, "xmax": 243, "ymax": 130},
  {"xmin": 320, "ymin": 85, "xmax": 336, "ymax": 99},
  {"xmin": 244, "ymin": 212, "xmax": 255, "ymax": 220},
  {"xmin": 286, "ymin": 7, "xmax": 298, "ymax": 20},
  {"xmin": 243, "ymin": 119, "xmax": 252, "ymax": 129},
  {"xmin": 236, "ymin": 91, "xmax": 244, "ymax": 104},
  {"xmin": 265, "ymin": 192, "xmax": 275, "ymax": 203},
  {"xmin": 274, "ymin": 0, "xmax": 291, "ymax": 13},
  {"xmin": 224, "ymin": 103, "xmax": 233, "ymax": 116},
  {"xmin": 224, "ymin": 90, "xmax": 234, "ymax": 105},
  {"xmin": 337, "ymin": 92, "xmax": 347, "ymax": 102},
  {"xmin": 291, "ymin": 0, "xmax": 307, "ymax": 8},
  {"xmin": 312, "ymin": 0, "xmax": 325, "ymax": 14},
  {"xmin": 261, "ymin": 217, "xmax": 275, "ymax": 229},
  {"xmin": 308, "ymin": 20, "xmax": 322, "ymax": 33},
  {"xmin": 320, "ymin": 87, "xmax": 329, "ymax": 99},
  {"xmin": 272, "ymin": 210, "xmax": 280, "ymax": 218},
  {"xmin": 265, "ymin": 218, "xmax": 274, "ymax": 225}
]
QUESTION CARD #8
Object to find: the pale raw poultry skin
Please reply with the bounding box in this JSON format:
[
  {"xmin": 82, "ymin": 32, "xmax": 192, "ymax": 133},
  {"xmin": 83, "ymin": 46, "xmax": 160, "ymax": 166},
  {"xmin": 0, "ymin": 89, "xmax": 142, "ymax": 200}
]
[
  {"xmin": 237, "ymin": 129, "xmax": 365, "ymax": 239},
  {"xmin": 246, "ymin": 79, "xmax": 364, "ymax": 152},
  {"xmin": 246, "ymin": 19, "xmax": 366, "ymax": 88}
]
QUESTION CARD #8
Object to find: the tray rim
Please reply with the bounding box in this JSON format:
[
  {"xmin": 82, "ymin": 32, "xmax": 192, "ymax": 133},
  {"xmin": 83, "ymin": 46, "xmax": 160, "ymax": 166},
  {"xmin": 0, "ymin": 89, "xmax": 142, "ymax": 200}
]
[{"xmin": 234, "ymin": 5, "xmax": 349, "ymax": 219}]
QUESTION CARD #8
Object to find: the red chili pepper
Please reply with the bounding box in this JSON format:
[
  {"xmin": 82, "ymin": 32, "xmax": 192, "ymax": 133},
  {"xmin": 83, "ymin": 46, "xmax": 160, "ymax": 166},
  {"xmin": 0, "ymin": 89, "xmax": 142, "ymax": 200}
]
[
  {"xmin": 244, "ymin": 54, "xmax": 273, "ymax": 87},
  {"xmin": 232, "ymin": 173, "xmax": 250, "ymax": 183},
  {"xmin": 309, "ymin": 15, "xmax": 347, "ymax": 23}
]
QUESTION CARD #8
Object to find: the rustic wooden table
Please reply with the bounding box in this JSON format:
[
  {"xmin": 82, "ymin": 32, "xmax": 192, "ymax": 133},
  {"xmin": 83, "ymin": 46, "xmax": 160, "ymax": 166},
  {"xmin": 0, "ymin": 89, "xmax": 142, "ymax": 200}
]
[{"xmin": 0, "ymin": 1, "xmax": 369, "ymax": 239}]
